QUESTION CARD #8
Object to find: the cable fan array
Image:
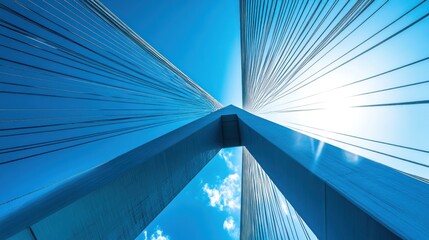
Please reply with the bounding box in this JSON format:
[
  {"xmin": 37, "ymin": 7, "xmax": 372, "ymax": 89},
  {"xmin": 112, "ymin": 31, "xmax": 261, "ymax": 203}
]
[
  {"xmin": 240, "ymin": 0, "xmax": 429, "ymax": 180},
  {"xmin": 0, "ymin": 0, "xmax": 221, "ymax": 165},
  {"xmin": 0, "ymin": 0, "xmax": 221, "ymax": 205}
]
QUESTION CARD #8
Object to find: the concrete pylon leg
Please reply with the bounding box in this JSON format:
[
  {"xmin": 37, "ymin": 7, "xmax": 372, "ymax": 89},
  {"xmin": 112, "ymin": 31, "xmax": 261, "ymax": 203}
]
[
  {"xmin": 236, "ymin": 106, "xmax": 429, "ymax": 239},
  {"xmin": 3, "ymin": 106, "xmax": 429, "ymax": 239},
  {"xmin": 2, "ymin": 107, "xmax": 235, "ymax": 240}
]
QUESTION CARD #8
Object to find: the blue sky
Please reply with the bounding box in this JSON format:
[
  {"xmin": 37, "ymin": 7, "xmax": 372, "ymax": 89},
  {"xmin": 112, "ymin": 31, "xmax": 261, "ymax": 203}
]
[
  {"xmin": 101, "ymin": 0, "xmax": 242, "ymax": 107},
  {"xmin": 136, "ymin": 147, "xmax": 242, "ymax": 240},
  {"xmin": 1, "ymin": 1, "xmax": 427, "ymax": 239},
  {"xmin": 99, "ymin": 1, "xmax": 243, "ymax": 239}
]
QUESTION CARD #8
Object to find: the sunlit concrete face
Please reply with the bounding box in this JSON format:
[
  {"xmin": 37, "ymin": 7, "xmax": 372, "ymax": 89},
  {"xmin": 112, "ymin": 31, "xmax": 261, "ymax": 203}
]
[
  {"xmin": 236, "ymin": 105, "xmax": 428, "ymax": 239},
  {"xmin": 4, "ymin": 106, "xmax": 429, "ymax": 239}
]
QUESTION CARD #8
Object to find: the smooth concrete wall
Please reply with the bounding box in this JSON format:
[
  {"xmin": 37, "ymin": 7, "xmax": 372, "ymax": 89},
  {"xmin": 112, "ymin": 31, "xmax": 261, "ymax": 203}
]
[{"xmin": 235, "ymin": 106, "xmax": 429, "ymax": 239}]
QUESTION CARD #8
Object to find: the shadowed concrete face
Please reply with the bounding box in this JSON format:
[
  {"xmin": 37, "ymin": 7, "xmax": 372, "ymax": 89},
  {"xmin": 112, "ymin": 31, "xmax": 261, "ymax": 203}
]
[
  {"xmin": 221, "ymin": 114, "xmax": 241, "ymax": 147},
  {"xmin": 3, "ymin": 108, "xmax": 228, "ymax": 240},
  {"xmin": 4, "ymin": 106, "xmax": 429, "ymax": 240}
]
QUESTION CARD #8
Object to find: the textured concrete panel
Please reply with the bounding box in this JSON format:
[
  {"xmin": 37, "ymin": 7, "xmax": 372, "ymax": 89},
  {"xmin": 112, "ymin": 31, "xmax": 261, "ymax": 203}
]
[{"xmin": 2, "ymin": 107, "xmax": 235, "ymax": 239}]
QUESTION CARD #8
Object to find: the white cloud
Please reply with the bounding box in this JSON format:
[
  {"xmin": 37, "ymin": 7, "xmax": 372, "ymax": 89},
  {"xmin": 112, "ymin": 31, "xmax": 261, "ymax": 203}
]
[
  {"xmin": 202, "ymin": 149, "xmax": 241, "ymax": 239},
  {"xmin": 202, "ymin": 173, "xmax": 241, "ymax": 212},
  {"xmin": 203, "ymin": 183, "xmax": 221, "ymax": 207},
  {"xmin": 218, "ymin": 149, "xmax": 238, "ymax": 172},
  {"xmin": 139, "ymin": 227, "xmax": 169, "ymax": 240},
  {"xmin": 223, "ymin": 216, "xmax": 239, "ymax": 239},
  {"xmin": 223, "ymin": 216, "xmax": 236, "ymax": 231},
  {"xmin": 151, "ymin": 229, "xmax": 169, "ymax": 240}
]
